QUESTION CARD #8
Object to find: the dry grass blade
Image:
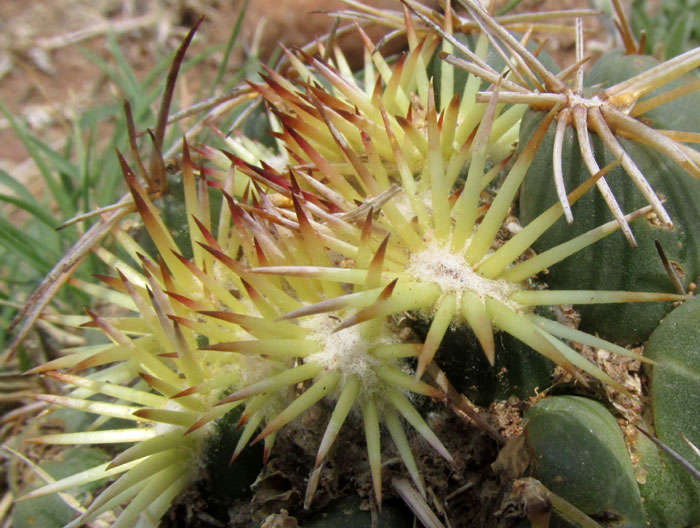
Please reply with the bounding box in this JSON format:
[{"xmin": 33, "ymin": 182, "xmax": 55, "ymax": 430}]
[
  {"xmin": 33, "ymin": 13, "xmax": 158, "ymax": 52},
  {"xmin": 5, "ymin": 196, "xmax": 132, "ymax": 362},
  {"xmin": 654, "ymin": 240, "xmax": 686, "ymax": 295},
  {"xmin": 5, "ymin": 16, "xmax": 205, "ymax": 362},
  {"xmin": 392, "ymin": 477, "xmax": 446, "ymax": 528},
  {"xmin": 124, "ymin": 100, "xmax": 148, "ymax": 182},
  {"xmin": 149, "ymin": 15, "xmax": 204, "ymax": 194},
  {"xmin": 426, "ymin": 363, "xmax": 502, "ymax": 442}
]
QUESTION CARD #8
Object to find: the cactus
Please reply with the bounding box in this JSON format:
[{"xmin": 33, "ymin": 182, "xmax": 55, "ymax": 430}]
[
  {"xmin": 303, "ymin": 495, "xmax": 413, "ymax": 527},
  {"xmin": 638, "ymin": 296, "xmax": 700, "ymax": 527},
  {"xmin": 525, "ymin": 396, "xmax": 647, "ymax": 527},
  {"xmin": 5, "ymin": 1, "xmax": 699, "ymax": 527}
]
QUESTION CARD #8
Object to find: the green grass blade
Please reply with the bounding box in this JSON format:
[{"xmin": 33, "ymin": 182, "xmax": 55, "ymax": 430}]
[
  {"xmin": 0, "ymin": 193, "xmax": 60, "ymax": 230},
  {"xmin": 0, "ymin": 99, "xmax": 73, "ymax": 217},
  {"xmin": 0, "ymin": 217, "xmax": 54, "ymax": 273},
  {"xmin": 106, "ymin": 31, "xmax": 143, "ymax": 101},
  {"xmin": 27, "ymin": 135, "xmax": 79, "ymax": 181},
  {"xmin": 0, "ymin": 168, "xmax": 36, "ymax": 203},
  {"xmin": 212, "ymin": 0, "xmax": 250, "ymax": 93}
]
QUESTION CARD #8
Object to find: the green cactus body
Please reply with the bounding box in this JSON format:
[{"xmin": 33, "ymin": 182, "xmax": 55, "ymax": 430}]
[
  {"xmin": 204, "ymin": 406, "xmax": 265, "ymax": 501},
  {"xmin": 422, "ymin": 320, "xmax": 554, "ymax": 407},
  {"xmin": 636, "ymin": 434, "xmax": 700, "ymax": 528},
  {"xmin": 525, "ymin": 395, "xmax": 647, "ymax": 527},
  {"xmin": 518, "ymin": 52, "xmax": 700, "ymax": 344},
  {"xmin": 640, "ymin": 296, "xmax": 700, "ymax": 527}
]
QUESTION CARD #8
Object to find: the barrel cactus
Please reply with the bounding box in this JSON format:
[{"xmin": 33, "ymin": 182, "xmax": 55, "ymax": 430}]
[
  {"xmin": 241, "ymin": 4, "xmax": 682, "ymax": 397},
  {"xmin": 6, "ymin": 1, "xmax": 699, "ymax": 527},
  {"xmin": 18, "ymin": 150, "xmax": 276, "ymax": 528}
]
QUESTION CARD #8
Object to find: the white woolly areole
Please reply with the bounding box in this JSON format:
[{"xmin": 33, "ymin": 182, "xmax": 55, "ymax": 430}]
[
  {"xmin": 406, "ymin": 237, "xmax": 521, "ymax": 310},
  {"xmin": 303, "ymin": 315, "xmax": 395, "ymax": 401},
  {"xmin": 305, "ymin": 315, "xmax": 380, "ymax": 379},
  {"xmin": 237, "ymin": 354, "xmax": 282, "ymax": 387}
]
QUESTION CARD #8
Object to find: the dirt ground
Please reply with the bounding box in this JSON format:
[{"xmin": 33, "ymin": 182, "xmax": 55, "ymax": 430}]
[{"xmin": 0, "ymin": 0, "xmax": 402, "ymax": 171}]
